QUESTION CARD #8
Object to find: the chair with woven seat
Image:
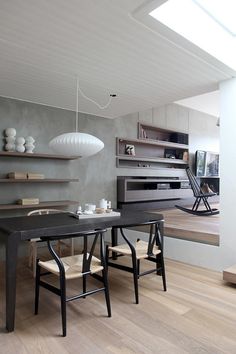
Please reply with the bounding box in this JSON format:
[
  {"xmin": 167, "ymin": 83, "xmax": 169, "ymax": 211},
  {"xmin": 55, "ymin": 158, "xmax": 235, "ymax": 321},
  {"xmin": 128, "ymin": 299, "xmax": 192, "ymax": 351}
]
[
  {"xmin": 35, "ymin": 228, "xmax": 111, "ymax": 337},
  {"xmin": 28, "ymin": 209, "xmax": 75, "ymax": 277},
  {"xmin": 175, "ymin": 167, "xmax": 219, "ymax": 216},
  {"xmin": 106, "ymin": 220, "xmax": 166, "ymax": 304}
]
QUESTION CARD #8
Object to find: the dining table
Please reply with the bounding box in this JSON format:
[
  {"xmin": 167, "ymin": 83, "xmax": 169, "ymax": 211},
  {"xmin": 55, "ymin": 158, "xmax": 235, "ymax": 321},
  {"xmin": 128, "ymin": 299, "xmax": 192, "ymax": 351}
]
[{"xmin": 0, "ymin": 209, "xmax": 164, "ymax": 332}]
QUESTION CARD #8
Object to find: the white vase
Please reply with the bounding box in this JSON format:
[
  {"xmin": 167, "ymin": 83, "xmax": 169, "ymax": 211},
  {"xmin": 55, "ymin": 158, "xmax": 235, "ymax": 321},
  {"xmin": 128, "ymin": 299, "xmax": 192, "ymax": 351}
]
[
  {"xmin": 16, "ymin": 137, "xmax": 25, "ymax": 153},
  {"xmin": 4, "ymin": 128, "xmax": 16, "ymax": 151},
  {"xmin": 16, "ymin": 145, "xmax": 25, "ymax": 153},
  {"xmin": 25, "ymin": 143, "xmax": 35, "ymax": 153},
  {"xmin": 25, "ymin": 136, "xmax": 35, "ymax": 153},
  {"xmin": 5, "ymin": 136, "xmax": 15, "ymax": 144},
  {"xmin": 5, "ymin": 128, "xmax": 16, "ymax": 137},
  {"xmin": 25, "ymin": 136, "xmax": 35, "ymax": 143},
  {"xmin": 5, "ymin": 143, "xmax": 15, "ymax": 152}
]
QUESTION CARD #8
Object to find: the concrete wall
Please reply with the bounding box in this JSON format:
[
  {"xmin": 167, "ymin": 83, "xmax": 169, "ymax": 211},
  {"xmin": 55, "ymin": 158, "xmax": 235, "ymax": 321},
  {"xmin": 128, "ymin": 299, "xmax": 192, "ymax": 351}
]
[{"xmin": 0, "ymin": 97, "xmax": 220, "ymax": 264}]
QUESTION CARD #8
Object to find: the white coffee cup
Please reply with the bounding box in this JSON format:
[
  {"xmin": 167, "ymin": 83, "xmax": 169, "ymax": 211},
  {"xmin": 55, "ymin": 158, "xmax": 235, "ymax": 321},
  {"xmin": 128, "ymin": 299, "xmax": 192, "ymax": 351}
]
[
  {"xmin": 85, "ymin": 204, "xmax": 96, "ymax": 212},
  {"xmin": 99, "ymin": 199, "xmax": 107, "ymax": 210}
]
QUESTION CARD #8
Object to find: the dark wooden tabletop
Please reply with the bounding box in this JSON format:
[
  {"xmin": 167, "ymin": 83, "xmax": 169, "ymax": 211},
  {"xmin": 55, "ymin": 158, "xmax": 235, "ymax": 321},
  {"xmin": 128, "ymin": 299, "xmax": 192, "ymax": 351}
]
[{"xmin": 0, "ymin": 210, "xmax": 164, "ymax": 241}]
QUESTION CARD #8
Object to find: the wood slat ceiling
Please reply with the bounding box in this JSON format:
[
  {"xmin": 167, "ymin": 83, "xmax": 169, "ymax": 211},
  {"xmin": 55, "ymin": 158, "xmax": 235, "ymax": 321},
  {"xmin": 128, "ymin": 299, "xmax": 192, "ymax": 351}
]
[{"xmin": 0, "ymin": 0, "xmax": 234, "ymax": 118}]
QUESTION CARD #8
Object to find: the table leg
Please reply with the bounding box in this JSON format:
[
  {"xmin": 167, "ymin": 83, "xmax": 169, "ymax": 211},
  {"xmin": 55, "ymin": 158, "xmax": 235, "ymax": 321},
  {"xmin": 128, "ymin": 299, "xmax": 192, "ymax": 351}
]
[
  {"xmin": 5, "ymin": 235, "xmax": 19, "ymax": 332},
  {"xmin": 159, "ymin": 220, "xmax": 164, "ymax": 249},
  {"xmin": 111, "ymin": 228, "xmax": 118, "ymax": 260}
]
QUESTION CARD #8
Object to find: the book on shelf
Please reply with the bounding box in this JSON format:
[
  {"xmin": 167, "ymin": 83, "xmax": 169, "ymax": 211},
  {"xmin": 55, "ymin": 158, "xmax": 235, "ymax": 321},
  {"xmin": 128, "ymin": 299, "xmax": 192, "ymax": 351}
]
[
  {"xmin": 27, "ymin": 173, "xmax": 45, "ymax": 179},
  {"xmin": 17, "ymin": 198, "xmax": 40, "ymax": 205},
  {"xmin": 7, "ymin": 172, "xmax": 27, "ymax": 179}
]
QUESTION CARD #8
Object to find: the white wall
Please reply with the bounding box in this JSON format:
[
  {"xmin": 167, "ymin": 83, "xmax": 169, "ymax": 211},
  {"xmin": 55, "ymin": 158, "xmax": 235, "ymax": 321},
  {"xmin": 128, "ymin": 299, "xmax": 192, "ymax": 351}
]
[
  {"xmin": 164, "ymin": 79, "xmax": 236, "ymax": 272},
  {"xmin": 135, "ymin": 104, "xmax": 222, "ymax": 270}
]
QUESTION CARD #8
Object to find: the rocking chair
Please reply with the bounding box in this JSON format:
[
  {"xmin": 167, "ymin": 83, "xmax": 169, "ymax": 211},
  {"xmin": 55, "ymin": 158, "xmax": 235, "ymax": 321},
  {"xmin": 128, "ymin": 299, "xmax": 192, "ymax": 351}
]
[{"xmin": 175, "ymin": 167, "xmax": 219, "ymax": 216}]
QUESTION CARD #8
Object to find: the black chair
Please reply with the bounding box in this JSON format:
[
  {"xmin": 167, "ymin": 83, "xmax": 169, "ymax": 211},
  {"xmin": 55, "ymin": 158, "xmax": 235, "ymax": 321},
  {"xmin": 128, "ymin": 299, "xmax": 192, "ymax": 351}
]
[
  {"xmin": 175, "ymin": 167, "xmax": 219, "ymax": 216},
  {"xmin": 106, "ymin": 220, "xmax": 166, "ymax": 304},
  {"xmin": 35, "ymin": 229, "xmax": 111, "ymax": 337}
]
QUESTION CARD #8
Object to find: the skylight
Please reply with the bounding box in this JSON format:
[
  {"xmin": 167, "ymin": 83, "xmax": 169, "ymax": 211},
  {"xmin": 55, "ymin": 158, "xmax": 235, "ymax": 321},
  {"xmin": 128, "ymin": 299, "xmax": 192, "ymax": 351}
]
[
  {"xmin": 149, "ymin": 0, "xmax": 236, "ymax": 71},
  {"xmin": 193, "ymin": 0, "xmax": 236, "ymax": 36}
]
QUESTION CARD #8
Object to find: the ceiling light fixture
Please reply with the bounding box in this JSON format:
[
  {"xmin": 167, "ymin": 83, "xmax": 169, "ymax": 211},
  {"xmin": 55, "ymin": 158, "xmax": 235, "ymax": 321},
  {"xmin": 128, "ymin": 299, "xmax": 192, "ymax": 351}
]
[{"xmin": 49, "ymin": 78, "xmax": 116, "ymax": 157}]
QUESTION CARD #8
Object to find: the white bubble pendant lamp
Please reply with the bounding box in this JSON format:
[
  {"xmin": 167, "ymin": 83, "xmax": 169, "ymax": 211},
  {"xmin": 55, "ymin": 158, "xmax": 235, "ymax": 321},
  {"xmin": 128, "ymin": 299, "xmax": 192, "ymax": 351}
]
[
  {"xmin": 49, "ymin": 132, "xmax": 104, "ymax": 157},
  {"xmin": 49, "ymin": 78, "xmax": 105, "ymax": 157}
]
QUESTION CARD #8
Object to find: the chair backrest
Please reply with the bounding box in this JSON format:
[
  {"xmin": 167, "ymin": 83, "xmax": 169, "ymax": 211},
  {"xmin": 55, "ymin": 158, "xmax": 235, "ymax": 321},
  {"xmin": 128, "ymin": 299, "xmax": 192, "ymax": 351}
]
[
  {"xmin": 117, "ymin": 220, "xmax": 163, "ymax": 257},
  {"xmin": 45, "ymin": 229, "xmax": 107, "ymax": 276},
  {"xmin": 28, "ymin": 209, "xmax": 64, "ymax": 216},
  {"xmin": 186, "ymin": 167, "xmax": 202, "ymax": 197}
]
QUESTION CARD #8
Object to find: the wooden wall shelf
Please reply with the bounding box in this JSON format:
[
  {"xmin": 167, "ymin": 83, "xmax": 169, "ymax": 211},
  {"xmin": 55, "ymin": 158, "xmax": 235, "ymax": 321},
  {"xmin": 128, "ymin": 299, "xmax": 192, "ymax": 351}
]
[
  {"xmin": 116, "ymin": 135, "xmax": 188, "ymax": 171},
  {"xmin": 0, "ymin": 179, "xmax": 79, "ymax": 183},
  {"xmin": 0, "ymin": 151, "xmax": 79, "ymax": 160},
  {"xmin": 0, "ymin": 200, "xmax": 78, "ymax": 210},
  {"xmin": 117, "ymin": 155, "xmax": 187, "ymax": 165},
  {"xmin": 138, "ymin": 122, "xmax": 189, "ymax": 145},
  {"xmin": 118, "ymin": 137, "xmax": 188, "ymax": 150}
]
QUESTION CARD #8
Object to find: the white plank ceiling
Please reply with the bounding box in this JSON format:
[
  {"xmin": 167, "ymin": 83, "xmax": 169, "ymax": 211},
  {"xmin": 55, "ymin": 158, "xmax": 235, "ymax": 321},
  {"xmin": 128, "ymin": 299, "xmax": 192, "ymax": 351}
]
[{"xmin": 0, "ymin": 0, "xmax": 234, "ymax": 118}]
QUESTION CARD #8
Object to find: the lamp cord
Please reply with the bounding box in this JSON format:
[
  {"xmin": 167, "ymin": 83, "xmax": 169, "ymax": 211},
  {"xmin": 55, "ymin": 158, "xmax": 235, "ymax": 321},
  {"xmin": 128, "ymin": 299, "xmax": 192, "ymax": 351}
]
[
  {"xmin": 77, "ymin": 77, "xmax": 113, "ymax": 110},
  {"xmin": 75, "ymin": 76, "xmax": 115, "ymax": 132},
  {"xmin": 76, "ymin": 77, "xmax": 79, "ymax": 132}
]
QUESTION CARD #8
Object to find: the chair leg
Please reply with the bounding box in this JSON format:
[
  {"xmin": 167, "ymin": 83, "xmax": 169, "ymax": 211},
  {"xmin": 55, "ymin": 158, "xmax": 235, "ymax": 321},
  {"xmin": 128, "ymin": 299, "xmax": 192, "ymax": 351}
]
[
  {"xmin": 35, "ymin": 260, "xmax": 40, "ymax": 315},
  {"xmin": 105, "ymin": 245, "xmax": 109, "ymax": 264},
  {"xmin": 160, "ymin": 253, "xmax": 167, "ymax": 292},
  {"xmin": 102, "ymin": 268, "xmax": 111, "ymax": 317},
  {"xmin": 32, "ymin": 242, "xmax": 38, "ymax": 278},
  {"xmin": 132, "ymin": 255, "xmax": 139, "ymax": 304},
  {"xmin": 156, "ymin": 254, "xmax": 161, "ymax": 275},
  {"xmin": 137, "ymin": 259, "xmax": 140, "ymax": 277},
  {"xmin": 83, "ymin": 275, "xmax": 86, "ymax": 298},
  {"xmin": 60, "ymin": 275, "xmax": 67, "ymax": 337}
]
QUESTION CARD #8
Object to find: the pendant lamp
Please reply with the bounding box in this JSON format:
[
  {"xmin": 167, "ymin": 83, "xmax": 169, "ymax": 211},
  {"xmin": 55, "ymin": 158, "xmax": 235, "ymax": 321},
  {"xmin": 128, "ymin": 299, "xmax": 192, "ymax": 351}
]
[{"xmin": 49, "ymin": 78, "xmax": 105, "ymax": 157}]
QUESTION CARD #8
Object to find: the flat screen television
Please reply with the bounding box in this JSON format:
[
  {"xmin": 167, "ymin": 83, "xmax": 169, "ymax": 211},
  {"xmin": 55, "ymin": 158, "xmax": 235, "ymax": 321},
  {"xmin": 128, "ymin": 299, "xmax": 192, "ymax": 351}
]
[{"xmin": 195, "ymin": 150, "xmax": 219, "ymax": 177}]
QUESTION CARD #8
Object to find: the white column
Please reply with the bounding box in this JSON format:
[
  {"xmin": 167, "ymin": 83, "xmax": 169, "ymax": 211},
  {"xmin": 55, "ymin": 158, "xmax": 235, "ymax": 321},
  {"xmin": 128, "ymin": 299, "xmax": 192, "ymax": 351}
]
[{"xmin": 220, "ymin": 77, "xmax": 236, "ymax": 266}]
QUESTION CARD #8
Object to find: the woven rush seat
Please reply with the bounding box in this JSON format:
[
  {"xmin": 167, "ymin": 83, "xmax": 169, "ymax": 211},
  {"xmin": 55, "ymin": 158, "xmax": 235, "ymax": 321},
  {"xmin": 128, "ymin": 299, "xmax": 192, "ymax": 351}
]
[
  {"xmin": 109, "ymin": 240, "xmax": 161, "ymax": 260},
  {"xmin": 107, "ymin": 221, "xmax": 166, "ymax": 304},
  {"xmin": 39, "ymin": 254, "xmax": 103, "ymax": 280},
  {"xmin": 35, "ymin": 228, "xmax": 111, "ymax": 337}
]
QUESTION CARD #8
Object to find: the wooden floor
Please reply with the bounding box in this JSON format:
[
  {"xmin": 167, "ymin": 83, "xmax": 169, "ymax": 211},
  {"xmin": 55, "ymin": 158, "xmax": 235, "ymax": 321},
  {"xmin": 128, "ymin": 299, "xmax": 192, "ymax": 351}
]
[
  {"xmin": 159, "ymin": 204, "xmax": 220, "ymax": 246},
  {"xmin": 1, "ymin": 255, "xmax": 236, "ymax": 354}
]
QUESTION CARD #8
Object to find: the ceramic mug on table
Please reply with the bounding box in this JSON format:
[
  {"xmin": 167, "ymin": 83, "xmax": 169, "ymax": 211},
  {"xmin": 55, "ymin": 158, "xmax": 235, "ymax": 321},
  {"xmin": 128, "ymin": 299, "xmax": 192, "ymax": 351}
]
[
  {"xmin": 99, "ymin": 199, "xmax": 107, "ymax": 210},
  {"xmin": 84, "ymin": 204, "xmax": 96, "ymax": 212}
]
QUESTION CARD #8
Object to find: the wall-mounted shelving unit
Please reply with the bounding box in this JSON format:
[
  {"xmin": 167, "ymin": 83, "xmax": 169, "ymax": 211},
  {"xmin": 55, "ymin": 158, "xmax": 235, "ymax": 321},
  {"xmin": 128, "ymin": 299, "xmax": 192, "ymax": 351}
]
[
  {"xmin": 116, "ymin": 122, "xmax": 191, "ymax": 206},
  {"xmin": 0, "ymin": 151, "xmax": 79, "ymax": 160},
  {"xmin": 138, "ymin": 122, "xmax": 188, "ymax": 144},
  {"xmin": 116, "ymin": 134, "xmax": 188, "ymax": 170},
  {"xmin": 0, "ymin": 200, "xmax": 78, "ymax": 211},
  {"xmin": 0, "ymin": 178, "xmax": 79, "ymax": 183},
  {"xmin": 0, "ymin": 151, "xmax": 80, "ymax": 212}
]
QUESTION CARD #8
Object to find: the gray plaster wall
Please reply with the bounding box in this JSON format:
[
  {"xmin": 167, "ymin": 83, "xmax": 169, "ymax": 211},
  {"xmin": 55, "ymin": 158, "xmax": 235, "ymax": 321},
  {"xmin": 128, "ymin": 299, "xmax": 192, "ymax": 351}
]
[{"xmin": 0, "ymin": 97, "xmax": 219, "ymax": 262}]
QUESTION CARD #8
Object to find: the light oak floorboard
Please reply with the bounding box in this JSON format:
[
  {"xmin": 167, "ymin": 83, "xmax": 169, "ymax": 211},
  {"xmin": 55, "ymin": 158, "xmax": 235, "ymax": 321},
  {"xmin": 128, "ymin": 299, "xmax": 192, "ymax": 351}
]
[{"xmin": 0, "ymin": 255, "xmax": 236, "ymax": 354}]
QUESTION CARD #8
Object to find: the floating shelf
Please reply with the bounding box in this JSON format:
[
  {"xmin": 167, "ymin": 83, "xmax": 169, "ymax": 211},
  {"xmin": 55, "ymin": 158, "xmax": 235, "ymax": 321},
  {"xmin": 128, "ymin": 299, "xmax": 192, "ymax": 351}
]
[
  {"xmin": 138, "ymin": 122, "xmax": 189, "ymax": 146},
  {"xmin": 117, "ymin": 156, "xmax": 187, "ymax": 165},
  {"xmin": 0, "ymin": 200, "xmax": 79, "ymax": 210},
  {"xmin": 0, "ymin": 151, "xmax": 80, "ymax": 160},
  {"xmin": 0, "ymin": 179, "xmax": 79, "ymax": 183},
  {"xmin": 118, "ymin": 137, "xmax": 188, "ymax": 150}
]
